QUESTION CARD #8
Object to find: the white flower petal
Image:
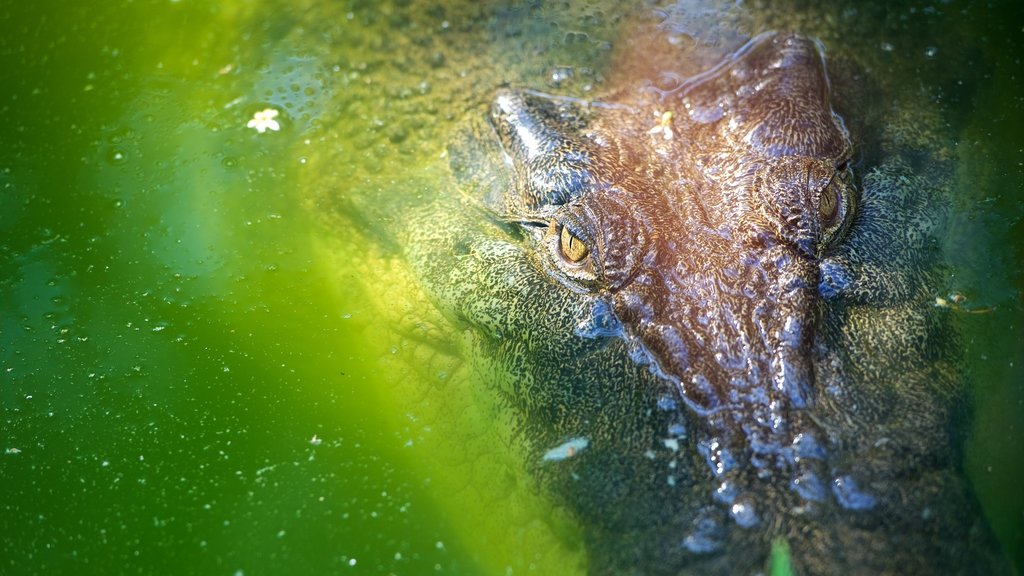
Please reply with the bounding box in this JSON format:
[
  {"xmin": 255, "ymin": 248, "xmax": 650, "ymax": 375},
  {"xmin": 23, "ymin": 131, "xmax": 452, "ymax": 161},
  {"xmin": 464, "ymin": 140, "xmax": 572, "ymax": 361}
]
[{"xmin": 247, "ymin": 108, "xmax": 281, "ymax": 133}]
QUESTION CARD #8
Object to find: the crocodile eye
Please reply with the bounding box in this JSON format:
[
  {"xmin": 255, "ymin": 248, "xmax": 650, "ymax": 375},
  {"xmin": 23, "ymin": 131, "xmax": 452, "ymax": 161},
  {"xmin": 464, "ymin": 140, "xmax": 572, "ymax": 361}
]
[
  {"xmin": 559, "ymin": 224, "xmax": 589, "ymax": 263},
  {"xmin": 819, "ymin": 181, "xmax": 839, "ymax": 224},
  {"xmin": 540, "ymin": 216, "xmax": 599, "ymax": 289},
  {"xmin": 819, "ymin": 163, "xmax": 857, "ymax": 248}
]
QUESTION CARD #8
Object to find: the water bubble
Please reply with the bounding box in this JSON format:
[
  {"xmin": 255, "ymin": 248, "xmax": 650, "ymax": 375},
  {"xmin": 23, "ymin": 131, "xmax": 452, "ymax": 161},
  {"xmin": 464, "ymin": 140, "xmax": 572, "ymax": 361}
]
[
  {"xmin": 682, "ymin": 507, "xmax": 725, "ymax": 553},
  {"xmin": 564, "ymin": 31, "xmax": 589, "ymax": 45},
  {"xmin": 107, "ymin": 127, "xmax": 135, "ymax": 144},
  {"xmin": 548, "ymin": 66, "xmax": 574, "ymax": 87},
  {"xmin": 730, "ymin": 500, "xmax": 759, "ymax": 528},
  {"xmin": 106, "ymin": 149, "xmax": 127, "ymax": 165},
  {"xmin": 713, "ymin": 480, "xmax": 737, "ymax": 504},
  {"xmin": 832, "ymin": 474, "xmax": 877, "ymax": 510},
  {"xmin": 428, "ymin": 52, "xmax": 446, "ymax": 69},
  {"xmin": 791, "ymin": 471, "xmax": 827, "ymax": 502},
  {"xmin": 657, "ymin": 395, "xmax": 678, "ymax": 411},
  {"xmin": 698, "ymin": 437, "xmax": 736, "ymax": 477}
]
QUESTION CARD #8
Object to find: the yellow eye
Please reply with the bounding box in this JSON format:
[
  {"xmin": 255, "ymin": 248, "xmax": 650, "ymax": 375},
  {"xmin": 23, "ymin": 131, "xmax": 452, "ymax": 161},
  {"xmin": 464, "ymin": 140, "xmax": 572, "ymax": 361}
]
[
  {"xmin": 819, "ymin": 165, "xmax": 858, "ymax": 249},
  {"xmin": 559, "ymin": 224, "xmax": 589, "ymax": 263}
]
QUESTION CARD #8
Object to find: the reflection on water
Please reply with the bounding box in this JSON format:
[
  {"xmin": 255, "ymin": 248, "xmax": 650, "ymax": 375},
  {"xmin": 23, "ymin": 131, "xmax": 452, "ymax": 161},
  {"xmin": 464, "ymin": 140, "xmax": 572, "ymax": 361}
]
[{"xmin": 1, "ymin": 0, "xmax": 1021, "ymax": 574}]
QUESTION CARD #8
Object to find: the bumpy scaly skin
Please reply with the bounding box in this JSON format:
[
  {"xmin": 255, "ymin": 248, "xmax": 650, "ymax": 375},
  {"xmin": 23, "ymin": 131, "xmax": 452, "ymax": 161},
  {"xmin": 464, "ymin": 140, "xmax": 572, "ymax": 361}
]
[{"xmin": 407, "ymin": 30, "xmax": 1010, "ymax": 576}]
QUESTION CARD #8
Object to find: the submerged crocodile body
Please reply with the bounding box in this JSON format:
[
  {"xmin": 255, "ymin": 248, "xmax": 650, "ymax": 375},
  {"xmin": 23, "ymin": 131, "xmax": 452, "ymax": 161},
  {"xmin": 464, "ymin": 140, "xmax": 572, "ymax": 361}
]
[{"xmin": 407, "ymin": 17, "xmax": 1010, "ymax": 576}]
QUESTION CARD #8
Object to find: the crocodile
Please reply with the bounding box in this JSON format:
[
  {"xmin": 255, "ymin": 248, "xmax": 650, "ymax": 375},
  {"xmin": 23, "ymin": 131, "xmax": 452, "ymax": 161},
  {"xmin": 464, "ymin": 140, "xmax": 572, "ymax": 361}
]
[{"xmin": 405, "ymin": 18, "xmax": 1011, "ymax": 576}]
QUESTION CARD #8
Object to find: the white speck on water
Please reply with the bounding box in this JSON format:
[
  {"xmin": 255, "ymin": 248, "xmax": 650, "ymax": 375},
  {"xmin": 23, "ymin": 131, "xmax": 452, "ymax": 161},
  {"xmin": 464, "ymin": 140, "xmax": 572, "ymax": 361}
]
[{"xmin": 542, "ymin": 437, "xmax": 589, "ymax": 462}]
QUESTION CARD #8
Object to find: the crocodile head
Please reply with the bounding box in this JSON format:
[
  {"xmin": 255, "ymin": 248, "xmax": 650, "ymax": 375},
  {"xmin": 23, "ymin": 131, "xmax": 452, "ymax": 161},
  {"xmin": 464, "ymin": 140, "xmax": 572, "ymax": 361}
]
[
  {"xmin": 490, "ymin": 33, "xmax": 853, "ymax": 471},
  {"xmin": 413, "ymin": 30, "xmax": 1009, "ymax": 576}
]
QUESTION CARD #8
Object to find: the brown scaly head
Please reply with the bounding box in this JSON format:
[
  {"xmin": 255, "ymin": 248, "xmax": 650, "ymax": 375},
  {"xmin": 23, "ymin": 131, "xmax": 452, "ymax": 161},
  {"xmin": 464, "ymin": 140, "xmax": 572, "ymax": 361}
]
[{"xmin": 490, "ymin": 33, "xmax": 857, "ymax": 517}]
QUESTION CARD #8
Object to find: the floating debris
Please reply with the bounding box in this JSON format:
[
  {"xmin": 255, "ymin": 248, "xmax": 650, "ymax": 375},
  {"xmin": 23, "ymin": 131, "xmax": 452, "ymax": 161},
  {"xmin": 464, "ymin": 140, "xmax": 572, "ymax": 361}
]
[
  {"xmin": 933, "ymin": 291, "xmax": 994, "ymax": 314},
  {"xmin": 309, "ymin": 434, "xmax": 322, "ymax": 446},
  {"xmin": 247, "ymin": 108, "xmax": 280, "ymax": 134},
  {"xmin": 647, "ymin": 110, "xmax": 675, "ymax": 141},
  {"xmin": 542, "ymin": 437, "xmax": 589, "ymax": 462}
]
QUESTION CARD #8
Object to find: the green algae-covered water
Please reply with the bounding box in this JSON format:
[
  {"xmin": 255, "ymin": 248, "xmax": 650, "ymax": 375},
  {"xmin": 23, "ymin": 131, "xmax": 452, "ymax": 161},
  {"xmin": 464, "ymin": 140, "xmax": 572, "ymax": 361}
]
[{"xmin": 2, "ymin": 1, "xmax": 1022, "ymax": 574}]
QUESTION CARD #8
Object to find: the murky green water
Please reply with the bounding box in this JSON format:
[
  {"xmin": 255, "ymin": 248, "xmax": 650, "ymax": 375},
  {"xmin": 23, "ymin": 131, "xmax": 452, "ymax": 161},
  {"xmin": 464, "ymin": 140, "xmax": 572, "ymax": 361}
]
[{"xmin": 1, "ymin": 1, "xmax": 1022, "ymax": 574}]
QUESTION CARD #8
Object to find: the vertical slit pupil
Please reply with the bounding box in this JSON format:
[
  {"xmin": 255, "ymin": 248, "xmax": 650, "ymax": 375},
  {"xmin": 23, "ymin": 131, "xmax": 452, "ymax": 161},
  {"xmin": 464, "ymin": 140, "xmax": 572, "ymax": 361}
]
[{"xmin": 560, "ymin": 224, "xmax": 589, "ymax": 262}]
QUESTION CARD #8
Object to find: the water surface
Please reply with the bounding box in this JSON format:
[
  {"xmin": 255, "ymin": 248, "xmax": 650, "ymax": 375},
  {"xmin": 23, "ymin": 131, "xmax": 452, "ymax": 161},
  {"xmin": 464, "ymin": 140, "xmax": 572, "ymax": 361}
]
[{"xmin": 1, "ymin": 1, "xmax": 1022, "ymax": 574}]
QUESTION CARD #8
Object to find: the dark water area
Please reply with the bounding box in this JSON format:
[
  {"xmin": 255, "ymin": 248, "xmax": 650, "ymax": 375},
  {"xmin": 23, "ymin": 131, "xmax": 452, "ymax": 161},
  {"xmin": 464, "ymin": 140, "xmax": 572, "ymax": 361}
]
[{"xmin": 1, "ymin": 0, "xmax": 1022, "ymax": 574}]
